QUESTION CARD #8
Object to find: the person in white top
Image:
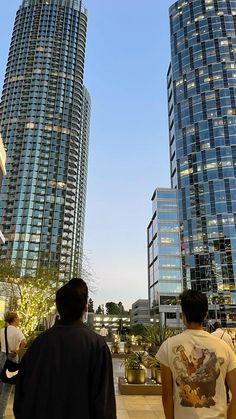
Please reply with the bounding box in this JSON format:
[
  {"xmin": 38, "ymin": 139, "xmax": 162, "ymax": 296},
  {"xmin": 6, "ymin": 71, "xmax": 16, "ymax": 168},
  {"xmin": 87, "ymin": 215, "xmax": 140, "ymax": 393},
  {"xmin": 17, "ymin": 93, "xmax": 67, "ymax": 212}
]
[
  {"xmin": 211, "ymin": 321, "xmax": 234, "ymax": 403},
  {"xmin": 157, "ymin": 290, "xmax": 236, "ymax": 419},
  {"xmin": 99, "ymin": 324, "xmax": 108, "ymax": 338},
  {"xmin": 0, "ymin": 312, "xmax": 26, "ymax": 419},
  {"xmin": 212, "ymin": 321, "xmax": 234, "ymax": 349}
]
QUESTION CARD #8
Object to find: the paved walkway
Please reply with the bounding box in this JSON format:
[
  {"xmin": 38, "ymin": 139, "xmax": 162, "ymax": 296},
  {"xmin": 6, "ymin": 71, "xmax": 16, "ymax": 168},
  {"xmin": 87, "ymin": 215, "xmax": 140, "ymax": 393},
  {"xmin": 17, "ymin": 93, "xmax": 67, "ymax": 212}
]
[
  {"xmin": 5, "ymin": 359, "xmax": 165, "ymax": 419},
  {"xmin": 113, "ymin": 359, "xmax": 164, "ymax": 419}
]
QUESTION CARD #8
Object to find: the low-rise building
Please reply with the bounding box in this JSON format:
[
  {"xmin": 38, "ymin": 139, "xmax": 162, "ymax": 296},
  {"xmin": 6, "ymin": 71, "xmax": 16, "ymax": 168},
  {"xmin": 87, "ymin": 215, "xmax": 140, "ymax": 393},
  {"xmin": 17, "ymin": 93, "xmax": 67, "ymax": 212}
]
[
  {"xmin": 131, "ymin": 299, "xmax": 152, "ymax": 327},
  {"xmin": 87, "ymin": 313, "xmax": 130, "ymax": 338}
]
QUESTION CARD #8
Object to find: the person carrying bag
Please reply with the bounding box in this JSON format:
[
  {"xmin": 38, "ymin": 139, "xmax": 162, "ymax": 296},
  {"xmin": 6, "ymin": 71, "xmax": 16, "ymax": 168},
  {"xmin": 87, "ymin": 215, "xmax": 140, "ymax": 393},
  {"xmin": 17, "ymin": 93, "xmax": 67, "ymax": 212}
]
[
  {"xmin": 0, "ymin": 327, "xmax": 20, "ymax": 384},
  {"xmin": 0, "ymin": 312, "xmax": 26, "ymax": 419}
]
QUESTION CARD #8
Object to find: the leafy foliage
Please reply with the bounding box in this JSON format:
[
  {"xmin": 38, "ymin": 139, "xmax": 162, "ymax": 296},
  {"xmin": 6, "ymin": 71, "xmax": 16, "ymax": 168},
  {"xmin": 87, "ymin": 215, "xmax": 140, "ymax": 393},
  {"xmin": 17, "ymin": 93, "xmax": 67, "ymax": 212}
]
[
  {"xmin": 130, "ymin": 324, "xmax": 147, "ymax": 337},
  {"xmin": 106, "ymin": 302, "xmax": 121, "ymax": 315},
  {"xmin": 95, "ymin": 304, "xmax": 104, "ymax": 314},
  {"xmin": 105, "ymin": 301, "xmax": 129, "ymax": 315},
  {"xmin": 0, "ymin": 262, "xmax": 61, "ymax": 340},
  {"xmin": 145, "ymin": 354, "xmax": 160, "ymax": 369},
  {"xmin": 122, "ymin": 351, "xmax": 148, "ymax": 370},
  {"xmin": 88, "ymin": 298, "xmax": 94, "ymax": 313},
  {"xmin": 145, "ymin": 324, "xmax": 176, "ymax": 348}
]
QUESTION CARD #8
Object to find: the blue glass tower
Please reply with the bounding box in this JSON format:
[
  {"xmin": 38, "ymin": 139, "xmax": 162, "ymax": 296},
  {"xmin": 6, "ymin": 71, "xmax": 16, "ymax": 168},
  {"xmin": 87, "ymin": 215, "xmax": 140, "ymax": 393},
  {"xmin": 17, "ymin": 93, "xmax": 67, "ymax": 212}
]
[
  {"xmin": 0, "ymin": 0, "xmax": 90, "ymax": 280},
  {"xmin": 168, "ymin": 0, "xmax": 236, "ymax": 325}
]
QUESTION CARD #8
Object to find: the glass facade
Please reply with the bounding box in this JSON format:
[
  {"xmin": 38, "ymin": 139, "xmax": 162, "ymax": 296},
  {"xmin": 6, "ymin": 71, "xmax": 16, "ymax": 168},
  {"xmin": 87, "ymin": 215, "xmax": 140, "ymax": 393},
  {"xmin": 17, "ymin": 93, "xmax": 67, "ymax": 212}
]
[
  {"xmin": 148, "ymin": 188, "xmax": 182, "ymax": 327},
  {"xmin": 169, "ymin": 0, "xmax": 236, "ymax": 325},
  {"xmin": 0, "ymin": 0, "xmax": 90, "ymax": 280}
]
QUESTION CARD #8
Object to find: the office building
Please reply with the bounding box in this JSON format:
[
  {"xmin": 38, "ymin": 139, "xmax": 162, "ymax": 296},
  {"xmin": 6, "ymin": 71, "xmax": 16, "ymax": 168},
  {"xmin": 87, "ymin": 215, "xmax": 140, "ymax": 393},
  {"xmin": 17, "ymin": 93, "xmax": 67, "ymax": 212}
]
[
  {"xmin": 147, "ymin": 188, "xmax": 182, "ymax": 328},
  {"xmin": 0, "ymin": 0, "xmax": 90, "ymax": 279},
  {"xmin": 130, "ymin": 299, "xmax": 152, "ymax": 327},
  {"xmin": 168, "ymin": 0, "xmax": 236, "ymax": 325}
]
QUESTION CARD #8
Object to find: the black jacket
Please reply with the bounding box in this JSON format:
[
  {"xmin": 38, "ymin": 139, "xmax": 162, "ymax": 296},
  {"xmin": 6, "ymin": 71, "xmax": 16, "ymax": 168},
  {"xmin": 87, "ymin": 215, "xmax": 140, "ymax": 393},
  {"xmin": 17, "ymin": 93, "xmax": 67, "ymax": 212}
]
[{"xmin": 14, "ymin": 320, "xmax": 116, "ymax": 419}]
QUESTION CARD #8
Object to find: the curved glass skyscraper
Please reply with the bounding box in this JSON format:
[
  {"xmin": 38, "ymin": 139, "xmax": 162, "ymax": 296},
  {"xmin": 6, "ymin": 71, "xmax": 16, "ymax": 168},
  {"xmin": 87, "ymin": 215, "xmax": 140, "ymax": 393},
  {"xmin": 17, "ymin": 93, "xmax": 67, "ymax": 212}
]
[
  {"xmin": 169, "ymin": 0, "xmax": 236, "ymax": 325},
  {"xmin": 0, "ymin": 0, "xmax": 90, "ymax": 280}
]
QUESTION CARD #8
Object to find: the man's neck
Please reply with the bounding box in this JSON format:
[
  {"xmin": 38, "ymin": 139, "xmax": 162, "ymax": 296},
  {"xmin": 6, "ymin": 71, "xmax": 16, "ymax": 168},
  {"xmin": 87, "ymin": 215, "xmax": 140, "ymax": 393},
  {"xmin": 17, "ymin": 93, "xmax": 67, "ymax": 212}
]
[{"xmin": 186, "ymin": 323, "xmax": 203, "ymax": 330}]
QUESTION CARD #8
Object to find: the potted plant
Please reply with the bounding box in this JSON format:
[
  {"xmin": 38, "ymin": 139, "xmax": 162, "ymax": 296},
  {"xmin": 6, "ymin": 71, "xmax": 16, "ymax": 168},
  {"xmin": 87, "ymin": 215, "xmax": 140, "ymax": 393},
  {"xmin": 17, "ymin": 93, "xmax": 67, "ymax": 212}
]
[
  {"xmin": 111, "ymin": 335, "xmax": 120, "ymax": 354},
  {"xmin": 124, "ymin": 335, "xmax": 133, "ymax": 354},
  {"xmin": 145, "ymin": 324, "xmax": 176, "ymax": 356},
  {"xmin": 146, "ymin": 355, "xmax": 161, "ymax": 383},
  {"xmin": 122, "ymin": 351, "xmax": 147, "ymax": 384},
  {"xmin": 144, "ymin": 324, "xmax": 176, "ymax": 383}
]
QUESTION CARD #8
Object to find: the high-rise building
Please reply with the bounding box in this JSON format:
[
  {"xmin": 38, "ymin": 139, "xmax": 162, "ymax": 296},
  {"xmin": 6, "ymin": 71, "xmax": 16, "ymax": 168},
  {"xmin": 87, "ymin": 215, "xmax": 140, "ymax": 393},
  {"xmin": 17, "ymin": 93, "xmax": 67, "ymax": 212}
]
[
  {"xmin": 0, "ymin": 134, "xmax": 6, "ymax": 245},
  {"xmin": 168, "ymin": 0, "xmax": 236, "ymax": 326},
  {"xmin": 147, "ymin": 188, "xmax": 182, "ymax": 328},
  {"xmin": 0, "ymin": 0, "xmax": 90, "ymax": 280}
]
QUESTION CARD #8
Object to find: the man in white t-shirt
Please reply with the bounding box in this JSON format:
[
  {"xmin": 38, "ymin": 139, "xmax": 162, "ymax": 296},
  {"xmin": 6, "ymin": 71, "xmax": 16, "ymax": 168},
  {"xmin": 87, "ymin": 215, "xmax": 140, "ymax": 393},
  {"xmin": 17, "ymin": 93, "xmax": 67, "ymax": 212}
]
[
  {"xmin": 157, "ymin": 290, "xmax": 236, "ymax": 419},
  {"xmin": 212, "ymin": 321, "xmax": 234, "ymax": 349},
  {"xmin": 211, "ymin": 321, "xmax": 234, "ymax": 404}
]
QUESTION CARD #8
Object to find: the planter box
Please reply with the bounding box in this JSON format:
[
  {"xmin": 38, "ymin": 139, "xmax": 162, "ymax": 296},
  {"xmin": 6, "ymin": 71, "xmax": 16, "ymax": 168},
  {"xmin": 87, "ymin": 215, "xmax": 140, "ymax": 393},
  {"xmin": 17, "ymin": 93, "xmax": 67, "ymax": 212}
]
[{"xmin": 118, "ymin": 377, "xmax": 162, "ymax": 395}]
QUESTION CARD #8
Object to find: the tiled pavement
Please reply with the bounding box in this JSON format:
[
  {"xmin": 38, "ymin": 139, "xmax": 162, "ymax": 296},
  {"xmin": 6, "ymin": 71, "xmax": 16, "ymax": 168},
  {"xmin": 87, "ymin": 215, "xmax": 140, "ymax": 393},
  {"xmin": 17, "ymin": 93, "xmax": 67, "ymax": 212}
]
[
  {"xmin": 113, "ymin": 359, "xmax": 164, "ymax": 419},
  {"xmin": 5, "ymin": 359, "xmax": 165, "ymax": 419}
]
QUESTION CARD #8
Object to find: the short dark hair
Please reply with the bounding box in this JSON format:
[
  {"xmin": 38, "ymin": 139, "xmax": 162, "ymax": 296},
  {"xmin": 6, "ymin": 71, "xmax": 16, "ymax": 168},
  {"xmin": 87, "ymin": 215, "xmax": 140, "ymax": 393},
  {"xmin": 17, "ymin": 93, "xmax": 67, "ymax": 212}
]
[
  {"xmin": 4, "ymin": 311, "xmax": 18, "ymax": 324},
  {"xmin": 213, "ymin": 321, "xmax": 221, "ymax": 330},
  {"xmin": 180, "ymin": 290, "xmax": 208, "ymax": 324},
  {"xmin": 56, "ymin": 278, "xmax": 88, "ymax": 321}
]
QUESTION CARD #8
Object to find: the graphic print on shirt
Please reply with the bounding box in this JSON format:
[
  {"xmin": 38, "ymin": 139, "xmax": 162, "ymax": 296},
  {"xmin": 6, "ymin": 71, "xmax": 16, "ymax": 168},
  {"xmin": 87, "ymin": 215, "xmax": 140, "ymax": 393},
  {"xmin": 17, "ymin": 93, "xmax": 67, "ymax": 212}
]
[{"xmin": 173, "ymin": 345, "xmax": 224, "ymax": 408}]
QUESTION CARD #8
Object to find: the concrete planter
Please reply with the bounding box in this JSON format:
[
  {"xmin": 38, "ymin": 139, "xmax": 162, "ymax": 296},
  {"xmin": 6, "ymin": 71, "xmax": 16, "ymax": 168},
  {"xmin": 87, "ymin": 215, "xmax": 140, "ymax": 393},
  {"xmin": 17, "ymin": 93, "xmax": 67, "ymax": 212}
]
[{"xmin": 118, "ymin": 377, "xmax": 162, "ymax": 395}]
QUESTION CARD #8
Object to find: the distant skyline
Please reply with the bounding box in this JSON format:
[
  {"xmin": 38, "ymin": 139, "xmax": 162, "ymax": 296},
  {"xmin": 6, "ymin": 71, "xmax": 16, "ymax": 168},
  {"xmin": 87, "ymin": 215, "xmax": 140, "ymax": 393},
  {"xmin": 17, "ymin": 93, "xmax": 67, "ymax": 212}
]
[{"xmin": 0, "ymin": 0, "xmax": 174, "ymax": 310}]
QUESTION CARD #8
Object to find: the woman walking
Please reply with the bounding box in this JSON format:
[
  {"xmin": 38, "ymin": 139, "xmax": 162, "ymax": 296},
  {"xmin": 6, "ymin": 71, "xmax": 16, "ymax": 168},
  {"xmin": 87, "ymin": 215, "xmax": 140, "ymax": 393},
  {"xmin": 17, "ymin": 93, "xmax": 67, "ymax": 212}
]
[{"xmin": 0, "ymin": 312, "xmax": 26, "ymax": 419}]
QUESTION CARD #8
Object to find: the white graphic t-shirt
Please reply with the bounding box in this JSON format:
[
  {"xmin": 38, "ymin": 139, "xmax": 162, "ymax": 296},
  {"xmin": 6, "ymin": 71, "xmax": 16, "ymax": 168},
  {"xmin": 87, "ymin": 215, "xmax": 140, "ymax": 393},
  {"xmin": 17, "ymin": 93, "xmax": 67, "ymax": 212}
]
[{"xmin": 157, "ymin": 329, "xmax": 236, "ymax": 419}]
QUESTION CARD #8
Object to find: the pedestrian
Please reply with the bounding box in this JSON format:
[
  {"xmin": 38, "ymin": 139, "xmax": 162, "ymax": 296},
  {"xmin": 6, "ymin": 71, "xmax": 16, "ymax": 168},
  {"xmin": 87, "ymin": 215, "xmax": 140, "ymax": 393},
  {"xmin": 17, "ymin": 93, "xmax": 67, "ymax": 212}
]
[
  {"xmin": 99, "ymin": 324, "xmax": 108, "ymax": 339},
  {"xmin": 14, "ymin": 278, "xmax": 117, "ymax": 419},
  {"xmin": 211, "ymin": 321, "xmax": 234, "ymax": 349},
  {"xmin": 0, "ymin": 312, "xmax": 26, "ymax": 419},
  {"xmin": 212, "ymin": 321, "xmax": 234, "ymax": 403},
  {"xmin": 157, "ymin": 289, "xmax": 236, "ymax": 419}
]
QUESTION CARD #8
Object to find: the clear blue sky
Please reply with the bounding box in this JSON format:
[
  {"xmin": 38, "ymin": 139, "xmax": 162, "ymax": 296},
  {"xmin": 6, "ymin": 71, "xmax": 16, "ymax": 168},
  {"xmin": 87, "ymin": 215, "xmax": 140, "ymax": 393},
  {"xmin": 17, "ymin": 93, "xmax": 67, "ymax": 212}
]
[{"xmin": 0, "ymin": 0, "xmax": 174, "ymax": 310}]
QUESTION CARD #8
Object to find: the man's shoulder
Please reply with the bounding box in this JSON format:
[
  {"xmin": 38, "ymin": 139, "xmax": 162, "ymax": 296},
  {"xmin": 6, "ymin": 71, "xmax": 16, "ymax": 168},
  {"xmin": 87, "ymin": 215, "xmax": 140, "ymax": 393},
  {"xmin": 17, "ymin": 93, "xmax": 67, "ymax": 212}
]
[
  {"xmin": 30, "ymin": 323, "xmax": 106, "ymax": 348},
  {"xmin": 165, "ymin": 331, "xmax": 185, "ymax": 344},
  {"xmin": 158, "ymin": 331, "xmax": 185, "ymax": 352}
]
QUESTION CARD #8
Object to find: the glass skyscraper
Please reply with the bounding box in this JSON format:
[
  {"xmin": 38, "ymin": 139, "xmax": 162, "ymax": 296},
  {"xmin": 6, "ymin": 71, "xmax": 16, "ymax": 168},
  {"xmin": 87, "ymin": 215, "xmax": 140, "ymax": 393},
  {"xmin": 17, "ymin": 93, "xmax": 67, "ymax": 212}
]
[
  {"xmin": 147, "ymin": 188, "xmax": 182, "ymax": 327},
  {"xmin": 0, "ymin": 0, "xmax": 90, "ymax": 280},
  {"xmin": 169, "ymin": 0, "xmax": 236, "ymax": 325}
]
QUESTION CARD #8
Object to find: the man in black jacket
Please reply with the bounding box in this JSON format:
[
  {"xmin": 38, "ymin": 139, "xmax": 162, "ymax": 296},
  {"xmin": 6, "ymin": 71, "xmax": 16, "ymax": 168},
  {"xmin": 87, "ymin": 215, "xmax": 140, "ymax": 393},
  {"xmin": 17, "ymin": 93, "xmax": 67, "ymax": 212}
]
[{"xmin": 14, "ymin": 278, "xmax": 117, "ymax": 419}]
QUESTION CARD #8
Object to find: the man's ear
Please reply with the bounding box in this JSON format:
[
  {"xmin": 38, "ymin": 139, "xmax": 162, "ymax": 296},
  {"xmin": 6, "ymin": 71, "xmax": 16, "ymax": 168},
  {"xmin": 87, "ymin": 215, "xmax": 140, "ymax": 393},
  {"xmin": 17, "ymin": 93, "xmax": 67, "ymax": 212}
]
[
  {"xmin": 182, "ymin": 312, "xmax": 187, "ymax": 326},
  {"xmin": 84, "ymin": 303, "xmax": 88, "ymax": 313}
]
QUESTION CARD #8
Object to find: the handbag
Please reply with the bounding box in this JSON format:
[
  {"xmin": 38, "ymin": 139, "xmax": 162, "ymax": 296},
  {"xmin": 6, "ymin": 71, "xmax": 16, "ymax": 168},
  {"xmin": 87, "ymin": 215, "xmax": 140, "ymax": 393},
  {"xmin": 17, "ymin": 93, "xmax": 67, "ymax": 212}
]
[{"xmin": 0, "ymin": 327, "xmax": 20, "ymax": 384}]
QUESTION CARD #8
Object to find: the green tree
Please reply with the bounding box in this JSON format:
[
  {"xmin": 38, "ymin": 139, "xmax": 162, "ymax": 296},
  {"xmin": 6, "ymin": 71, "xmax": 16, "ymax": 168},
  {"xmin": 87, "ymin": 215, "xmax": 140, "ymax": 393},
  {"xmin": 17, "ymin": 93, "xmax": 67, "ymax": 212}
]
[
  {"xmin": 106, "ymin": 302, "xmax": 121, "ymax": 315},
  {"xmin": 96, "ymin": 305, "xmax": 103, "ymax": 314},
  {"xmin": 0, "ymin": 262, "xmax": 61, "ymax": 340},
  {"xmin": 88, "ymin": 298, "xmax": 94, "ymax": 313},
  {"xmin": 118, "ymin": 301, "xmax": 125, "ymax": 313}
]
